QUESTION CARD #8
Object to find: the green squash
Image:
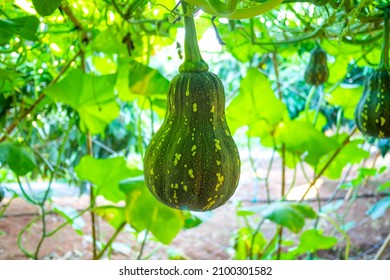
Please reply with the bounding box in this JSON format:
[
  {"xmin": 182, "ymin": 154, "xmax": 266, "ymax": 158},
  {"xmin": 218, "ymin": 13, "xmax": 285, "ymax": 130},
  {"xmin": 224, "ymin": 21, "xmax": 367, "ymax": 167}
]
[
  {"xmin": 143, "ymin": 2, "xmax": 240, "ymax": 211},
  {"xmin": 354, "ymin": 69, "xmax": 390, "ymax": 138},
  {"xmin": 355, "ymin": 8, "xmax": 390, "ymax": 138},
  {"xmin": 304, "ymin": 46, "xmax": 329, "ymax": 86}
]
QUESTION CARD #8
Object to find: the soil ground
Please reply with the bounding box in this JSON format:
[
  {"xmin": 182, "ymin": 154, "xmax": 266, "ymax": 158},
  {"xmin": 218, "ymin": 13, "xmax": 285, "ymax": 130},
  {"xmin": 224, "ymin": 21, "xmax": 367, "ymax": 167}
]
[{"xmin": 1, "ymin": 147, "xmax": 390, "ymax": 260}]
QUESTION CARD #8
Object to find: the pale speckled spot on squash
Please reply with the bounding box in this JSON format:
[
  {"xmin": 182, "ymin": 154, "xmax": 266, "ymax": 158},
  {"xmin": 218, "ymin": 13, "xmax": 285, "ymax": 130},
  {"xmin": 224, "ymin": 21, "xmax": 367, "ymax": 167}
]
[
  {"xmin": 188, "ymin": 169, "xmax": 194, "ymax": 178},
  {"xmin": 203, "ymin": 199, "xmax": 216, "ymax": 211},
  {"xmin": 375, "ymin": 103, "xmax": 381, "ymax": 113},
  {"xmin": 174, "ymin": 153, "xmax": 182, "ymax": 166},
  {"xmin": 380, "ymin": 117, "xmax": 386, "ymax": 126},
  {"xmin": 210, "ymin": 105, "xmax": 215, "ymax": 113},
  {"xmin": 185, "ymin": 79, "xmax": 190, "ymax": 96},
  {"xmin": 214, "ymin": 139, "xmax": 221, "ymax": 151},
  {"xmin": 193, "ymin": 103, "xmax": 198, "ymax": 112},
  {"xmin": 191, "ymin": 145, "xmax": 197, "ymax": 156},
  {"xmin": 215, "ymin": 172, "xmax": 225, "ymax": 192}
]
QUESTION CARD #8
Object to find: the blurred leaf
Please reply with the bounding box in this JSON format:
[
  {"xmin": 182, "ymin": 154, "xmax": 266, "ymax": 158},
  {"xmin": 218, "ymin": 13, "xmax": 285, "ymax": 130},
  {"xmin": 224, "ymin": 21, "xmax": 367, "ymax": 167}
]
[
  {"xmin": 0, "ymin": 186, "xmax": 4, "ymax": 203},
  {"xmin": 128, "ymin": 61, "xmax": 170, "ymax": 97},
  {"xmin": 94, "ymin": 206, "xmax": 126, "ymax": 230},
  {"xmin": 296, "ymin": 109, "xmax": 327, "ymax": 131},
  {"xmin": 218, "ymin": 20, "xmax": 264, "ymax": 62},
  {"xmin": 0, "ymin": 142, "xmax": 36, "ymax": 175},
  {"xmin": 227, "ymin": 68, "xmax": 286, "ymax": 136},
  {"xmin": 320, "ymin": 200, "xmax": 344, "ymax": 213},
  {"xmin": 119, "ymin": 178, "xmax": 184, "ymax": 244},
  {"xmin": 167, "ymin": 248, "xmax": 189, "ymax": 260},
  {"xmin": 377, "ymin": 181, "xmax": 390, "ymax": 192},
  {"xmin": 319, "ymin": 136, "xmax": 369, "ymax": 179},
  {"xmin": 0, "ymin": 16, "xmax": 39, "ymax": 44},
  {"xmin": 53, "ymin": 205, "xmax": 85, "ymax": 235},
  {"xmin": 45, "ymin": 69, "xmax": 119, "ymax": 134},
  {"xmin": 182, "ymin": 211, "xmax": 204, "ymax": 229},
  {"xmin": 261, "ymin": 202, "xmax": 316, "ymax": 233},
  {"xmin": 75, "ymin": 156, "xmax": 142, "ymax": 203},
  {"xmin": 377, "ymin": 139, "xmax": 390, "ymax": 157},
  {"xmin": 274, "ymin": 119, "xmax": 338, "ymax": 166},
  {"xmin": 326, "ymin": 84, "xmax": 362, "ymax": 119},
  {"xmin": 296, "ymin": 229, "xmax": 338, "ymax": 253},
  {"xmin": 366, "ymin": 196, "xmax": 390, "ymax": 219},
  {"xmin": 32, "ymin": 0, "xmax": 62, "ymax": 16},
  {"xmin": 232, "ymin": 227, "xmax": 267, "ymax": 260}
]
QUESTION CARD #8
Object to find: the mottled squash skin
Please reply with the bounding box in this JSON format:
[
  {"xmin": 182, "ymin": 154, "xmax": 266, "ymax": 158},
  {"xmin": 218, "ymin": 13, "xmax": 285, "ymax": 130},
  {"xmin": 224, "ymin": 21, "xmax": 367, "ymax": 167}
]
[
  {"xmin": 354, "ymin": 69, "xmax": 390, "ymax": 138},
  {"xmin": 143, "ymin": 72, "xmax": 241, "ymax": 211},
  {"xmin": 304, "ymin": 47, "xmax": 329, "ymax": 86}
]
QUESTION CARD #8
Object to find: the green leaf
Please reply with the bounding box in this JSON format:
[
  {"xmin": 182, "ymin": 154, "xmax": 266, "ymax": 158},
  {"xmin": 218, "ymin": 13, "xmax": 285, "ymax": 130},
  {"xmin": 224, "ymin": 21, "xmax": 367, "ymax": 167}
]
[
  {"xmin": 45, "ymin": 69, "xmax": 119, "ymax": 134},
  {"xmin": 296, "ymin": 229, "xmax": 338, "ymax": 253},
  {"xmin": 94, "ymin": 206, "xmax": 126, "ymax": 230},
  {"xmin": 218, "ymin": 20, "xmax": 264, "ymax": 62},
  {"xmin": 119, "ymin": 178, "xmax": 184, "ymax": 245},
  {"xmin": 227, "ymin": 68, "xmax": 286, "ymax": 136},
  {"xmin": 0, "ymin": 142, "xmax": 36, "ymax": 175},
  {"xmin": 128, "ymin": 61, "xmax": 170, "ymax": 97},
  {"xmin": 326, "ymin": 84, "xmax": 362, "ymax": 119},
  {"xmin": 377, "ymin": 181, "xmax": 390, "ymax": 192},
  {"xmin": 75, "ymin": 156, "xmax": 142, "ymax": 203},
  {"xmin": 53, "ymin": 205, "xmax": 85, "ymax": 235},
  {"xmin": 319, "ymin": 136, "xmax": 370, "ymax": 179},
  {"xmin": 274, "ymin": 119, "xmax": 339, "ymax": 166},
  {"xmin": 32, "ymin": 0, "xmax": 62, "ymax": 16},
  {"xmin": 232, "ymin": 227, "xmax": 267, "ymax": 260},
  {"xmin": 261, "ymin": 202, "xmax": 316, "ymax": 233},
  {"xmin": 0, "ymin": 16, "xmax": 39, "ymax": 44},
  {"xmin": 366, "ymin": 196, "xmax": 390, "ymax": 219}
]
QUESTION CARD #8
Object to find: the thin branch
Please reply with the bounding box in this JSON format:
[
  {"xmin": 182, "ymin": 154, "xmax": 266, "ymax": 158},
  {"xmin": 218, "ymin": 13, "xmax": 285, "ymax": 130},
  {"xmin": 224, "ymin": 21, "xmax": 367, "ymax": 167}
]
[
  {"xmin": 300, "ymin": 127, "xmax": 357, "ymax": 201},
  {"xmin": 374, "ymin": 231, "xmax": 390, "ymax": 260},
  {"xmin": 95, "ymin": 222, "xmax": 126, "ymax": 260}
]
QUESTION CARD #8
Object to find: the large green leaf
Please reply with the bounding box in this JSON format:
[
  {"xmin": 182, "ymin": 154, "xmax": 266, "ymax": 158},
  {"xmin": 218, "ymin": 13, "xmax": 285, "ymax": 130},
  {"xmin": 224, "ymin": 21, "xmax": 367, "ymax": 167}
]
[
  {"xmin": 319, "ymin": 135, "xmax": 370, "ymax": 179},
  {"xmin": 120, "ymin": 178, "xmax": 184, "ymax": 245},
  {"xmin": 233, "ymin": 227, "xmax": 267, "ymax": 260},
  {"xmin": 0, "ymin": 142, "xmax": 36, "ymax": 175},
  {"xmin": 227, "ymin": 68, "xmax": 286, "ymax": 136},
  {"xmin": 128, "ymin": 61, "xmax": 170, "ymax": 97},
  {"xmin": 94, "ymin": 206, "xmax": 126, "ymax": 230},
  {"xmin": 45, "ymin": 69, "xmax": 119, "ymax": 134},
  {"xmin": 218, "ymin": 21, "xmax": 264, "ymax": 62},
  {"xmin": 0, "ymin": 16, "xmax": 39, "ymax": 44},
  {"xmin": 261, "ymin": 202, "xmax": 316, "ymax": 233},
  {"xmin": 326, "ymin": 85, "xmax": 363, "ymax": 119},
  {"xmin": 32, "ymin": 0, "xmax": 62, "ymax": 16},
  {"xmin": 274, "ymin": 119, "xmax": 339, "ymax": 166},
  {"xmin": 295, "ymin": 229, "xmax": 338, "ymax": 254},
  {"xmin": 75, "ymin": 156, "xmax": 142, "ymax": 203}
]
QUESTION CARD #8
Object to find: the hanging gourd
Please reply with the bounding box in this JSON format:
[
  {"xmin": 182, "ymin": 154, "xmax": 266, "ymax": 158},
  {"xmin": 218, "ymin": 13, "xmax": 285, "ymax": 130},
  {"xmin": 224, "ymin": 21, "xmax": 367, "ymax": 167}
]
[
  {"xmin": 143, "ymin": 2, "xmax": 241, "ymax": 212},
  {"xmin": 304, "ymin": 46, "xmax": 329, "ymax": 86},
  {"xmin": 355, "ymin": 7, "xmax": 390, "ymax": 138}
]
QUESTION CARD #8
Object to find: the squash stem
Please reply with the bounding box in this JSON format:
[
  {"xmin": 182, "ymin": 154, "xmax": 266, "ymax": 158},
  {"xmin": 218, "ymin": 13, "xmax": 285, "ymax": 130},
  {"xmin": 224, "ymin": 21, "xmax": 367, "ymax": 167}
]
[
  {"xmin": 179, "ymin": 1, "xmax": 209, "ymax": 73},
  {"xmin": 380, "ymin": 7, "xmax": 390, "ymax": 69}
]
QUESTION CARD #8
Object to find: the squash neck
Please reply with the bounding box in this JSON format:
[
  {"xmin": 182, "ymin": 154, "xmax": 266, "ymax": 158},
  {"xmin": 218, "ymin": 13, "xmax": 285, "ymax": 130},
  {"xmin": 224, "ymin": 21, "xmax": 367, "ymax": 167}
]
[{"xmin": 179, "ymin": 1, "xmax": 209, "ymax": 73}]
